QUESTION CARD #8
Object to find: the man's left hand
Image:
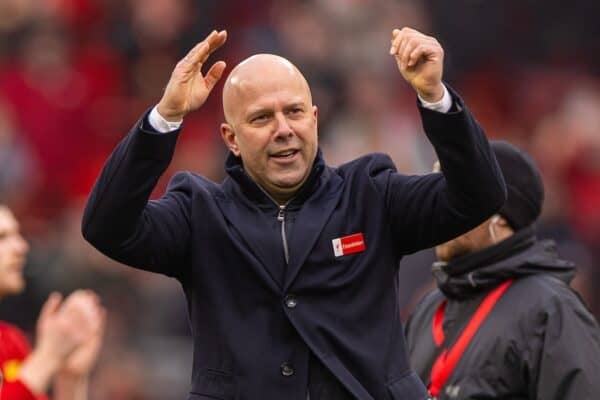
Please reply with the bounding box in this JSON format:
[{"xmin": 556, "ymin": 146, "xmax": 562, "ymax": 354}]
[{"xmin": 390, "ymin": 27, "xmax": 444, "ymax": 102}]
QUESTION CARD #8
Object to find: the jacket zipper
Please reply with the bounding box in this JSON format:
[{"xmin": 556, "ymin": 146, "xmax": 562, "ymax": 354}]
[
  {"xmin": 277, "ymin": 204, "xmax": 290, "ymax": 265},
  {"xmin": 254, "ymin": 183, "xmax": 292, "ymax": 266}
]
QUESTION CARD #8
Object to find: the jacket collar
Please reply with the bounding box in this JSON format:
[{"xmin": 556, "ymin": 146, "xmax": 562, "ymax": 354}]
[
  {"xmin": 433, "ymin": 227, "xmax": 576, "ymax": 300},
  {"xmin": 224, "ymin": 149, "xmax": 326, "ymax": 208}
]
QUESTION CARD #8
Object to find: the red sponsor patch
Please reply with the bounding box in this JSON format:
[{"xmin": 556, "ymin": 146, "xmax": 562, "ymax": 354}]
[{"xmin": 332, "ymin": 233, "xmax": 366, "ymax": 257}]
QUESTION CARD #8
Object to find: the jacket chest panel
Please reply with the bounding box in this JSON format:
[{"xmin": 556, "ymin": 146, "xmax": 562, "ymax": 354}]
[
  {"xmin": 292, "ymin": 193, "xmax": 392, "ymax": 285},
  {"xmin": 419, "ymin": 299, "xmax": 529, "ymax": 400}
]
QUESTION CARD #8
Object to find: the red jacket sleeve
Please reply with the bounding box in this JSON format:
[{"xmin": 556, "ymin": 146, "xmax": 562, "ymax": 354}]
[
  {"xmin": 0, "ymin": 322, "xmax": 48, "ymax": 400},
  {"xmin": 1, "ymin": 379, "xmax": 44, "ymax": 400}
]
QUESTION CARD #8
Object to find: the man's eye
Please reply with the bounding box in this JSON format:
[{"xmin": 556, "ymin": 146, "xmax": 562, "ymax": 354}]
[{"xmin": 252, "ymin": 114, "xmax": 268, "ymax": 122}]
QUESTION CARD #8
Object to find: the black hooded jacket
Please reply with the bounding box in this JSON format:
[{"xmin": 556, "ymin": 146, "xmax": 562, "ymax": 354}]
[{"xmin": 405, "ymin": 228, "xmax": 600, "ymax": 399}]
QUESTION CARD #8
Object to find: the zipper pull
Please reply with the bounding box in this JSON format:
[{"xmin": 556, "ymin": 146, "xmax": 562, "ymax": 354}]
[{"xmin": 277, "ymin": 205, "xmax": 285, "ymax": 222}]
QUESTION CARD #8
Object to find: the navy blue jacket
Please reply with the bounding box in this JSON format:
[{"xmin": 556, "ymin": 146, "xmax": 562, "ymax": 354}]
[{"xmin": 82, "ymin": 89, "xmax": 506, "ymax": 400}]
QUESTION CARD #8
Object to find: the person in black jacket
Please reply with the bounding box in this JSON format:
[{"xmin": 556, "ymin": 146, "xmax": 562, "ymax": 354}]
[
  {"xmin": 81, "ymin": 27, "xmax": 506, "ymax": 400},
  {"xmin": 405, "ymin": 141, "xmax": 600, "ymax": 400}
]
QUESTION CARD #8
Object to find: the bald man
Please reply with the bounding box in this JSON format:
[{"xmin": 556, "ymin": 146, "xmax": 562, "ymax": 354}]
[{"xmin": 82, "ymin": 29, "xmax": 505, "ymax": 400}]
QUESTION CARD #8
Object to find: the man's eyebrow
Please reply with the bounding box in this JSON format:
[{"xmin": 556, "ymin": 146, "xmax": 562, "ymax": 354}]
[
  {"xmin": 284, "ymin": 102, "xmax": 306, "ymax": 110},
  {"xmin": 246, "ymin": 101, "xmax": 307, "ymax": 119},
  {"xmin": 246, "ymin": 108, "xmax": 273, "ymax": 119}
]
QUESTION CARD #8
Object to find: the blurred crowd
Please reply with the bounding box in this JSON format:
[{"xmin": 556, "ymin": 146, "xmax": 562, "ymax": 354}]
[{"xmin": 0, "ymin": 0, "xmax": 598, "ymax": 399}]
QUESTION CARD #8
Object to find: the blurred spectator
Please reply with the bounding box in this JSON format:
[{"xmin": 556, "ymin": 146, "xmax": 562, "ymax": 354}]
[
  {"xmin": 0, "ymin": 205, "xmax": 106, "ymax": 400},
  {"xmin": 404, "ymin": 141, "xmax": 600, "ymax": 399},
  {"xmin": 0, "ymin": 20, "xmax": 125, "ymax": 221},
  {"xmin": 0, "ymin": 98, "xmax": 37, "ymax": 211}
]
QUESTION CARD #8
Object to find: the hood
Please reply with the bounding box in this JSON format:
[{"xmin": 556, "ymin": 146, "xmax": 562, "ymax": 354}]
[{"xmin": 433, "ymin": 227, "xmax": 576, "ymax": 300}]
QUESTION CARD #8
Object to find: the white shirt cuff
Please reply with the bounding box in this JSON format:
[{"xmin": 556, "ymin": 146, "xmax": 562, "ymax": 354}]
[
  {"xmin": 148, "ymin": 105, "xmax": 183, "ymax": 133},
  {"xmin": 418, "ymin": 84, "xmax": 452, "ymax": 113}
]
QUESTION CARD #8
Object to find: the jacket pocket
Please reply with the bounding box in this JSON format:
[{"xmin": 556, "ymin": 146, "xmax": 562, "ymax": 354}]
[
  {"xmin": 189, "ymin": 369, "xmax": 237, "ymax": 400},
  {"xmin": 387, "ymin": 371, "xmax": 430, "ymax": 400}
]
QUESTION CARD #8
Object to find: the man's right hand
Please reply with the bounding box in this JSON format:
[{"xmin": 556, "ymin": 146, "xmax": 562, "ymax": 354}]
[{"xmin": 157, "ymin": 30, "xmax": 228, "ymax": 122}]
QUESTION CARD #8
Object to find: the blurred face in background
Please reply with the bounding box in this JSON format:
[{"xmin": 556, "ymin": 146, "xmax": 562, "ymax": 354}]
[
  {"xmin": 0, "ymin": 206, "xmax": 29, "ymax": 298},
  {"xmin": 433, "ymin": 159, "xmax": 507, "ymax": 262},
  {"xmin": 435, "ymin": 220, "xmax": 494, "ymax": 262},
  {"xmin": 221, "ymin": 55, "xmax": 318, "ymax": 203},
  {"xmin": 435, "ymin": 215, "xmax": 512, "ymax": 262}
]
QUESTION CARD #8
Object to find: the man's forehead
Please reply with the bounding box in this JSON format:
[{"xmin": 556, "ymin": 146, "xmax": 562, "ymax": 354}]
[
  {"xmin": 228, "ymin": 65, "xmax": 307, "ymax": 96},
  {"xmin": 223, "ymin": 55, "xmax": 311, "ymax": 121}
]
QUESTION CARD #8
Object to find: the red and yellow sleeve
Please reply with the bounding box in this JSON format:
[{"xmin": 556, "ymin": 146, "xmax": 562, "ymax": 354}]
[
  {"xmin": 0, "ymin": 322, "xmax": 48, "ymax": 400},
  {"xmin": 1, "ymin": 379, "xmax": 42, "ymax": 400}
]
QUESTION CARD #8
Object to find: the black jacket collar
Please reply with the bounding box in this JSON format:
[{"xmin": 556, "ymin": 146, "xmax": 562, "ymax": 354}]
[{"xmin": 433, "ymin": 227, "xmax": 576, "ymax": 300}]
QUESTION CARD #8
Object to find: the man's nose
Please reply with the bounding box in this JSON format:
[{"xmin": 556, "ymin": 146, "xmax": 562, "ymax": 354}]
[{"xmin": 274, "ymin": 113, "xmax": 293, "ymax": 138}]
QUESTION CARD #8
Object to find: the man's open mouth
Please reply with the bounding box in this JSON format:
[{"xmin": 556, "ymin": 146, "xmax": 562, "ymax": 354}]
[{"xmin": 271, "ymin": 149, "xmax": 299, "ymax": 159}]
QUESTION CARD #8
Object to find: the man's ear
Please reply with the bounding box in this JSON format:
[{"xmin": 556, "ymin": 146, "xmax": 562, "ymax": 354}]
[
  {"xmin": 312, "ymin": 105, "xmax": 319, "ymax": 139},
  {"xmin": 220, "ymin": 123, "xmax": 240, "ymax": 156},
  {"xmin": 495, "ymin": 215, "xmax": 510, "ymax": 227}
]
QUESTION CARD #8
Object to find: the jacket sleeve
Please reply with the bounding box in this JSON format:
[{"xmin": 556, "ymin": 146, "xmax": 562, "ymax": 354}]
[
  {"xmin": 528, "ymin": 292, "xmax": 600, "ymax": 400},
  {"xmin": 0, "ymin": 324, "xmax": 48, "ymax": 400},
  {"xmin": 373, "ymin": 86, "xmax": 506, "ymax": 254},
  {"xmin": 81, "ymin": 112, "xmax": 192, "ymax": 279}
]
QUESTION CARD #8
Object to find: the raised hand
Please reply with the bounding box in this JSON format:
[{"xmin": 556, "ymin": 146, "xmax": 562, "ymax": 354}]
[
  {"xmin": 52, "ymin": 304, "xmax": 106, "ymax": 400},
  {"xmin": 60, "ymin": 303, "xmax": 106, "ymax": 377},
  {"xmin": 390, "ymin": 27, "xmax": 445, "ymax": 102},
  {"xmin": 157, "ymin": 30, "xmax": 228, "ymax": 122},
  {"xmin": 19, "ymin": 290, "xmax": 105, "ymax": 395},
  {"xmin": 37, "ymin": 290, "xmax": 104, "ymax": 362}
]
